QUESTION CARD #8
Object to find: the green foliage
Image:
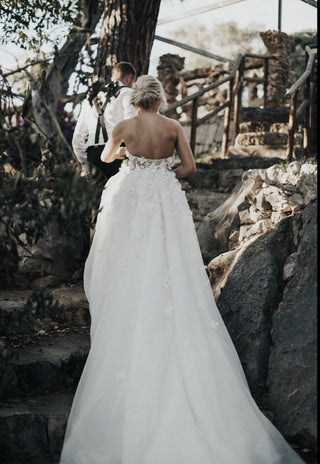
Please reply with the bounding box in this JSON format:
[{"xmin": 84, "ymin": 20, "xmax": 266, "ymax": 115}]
[
  {"xmin": 172, "ymin": 20, "xmax": 265, "ymax": 68},
  {"xmin": 0, "ymin": 0, "xmax": 81, "ymax": 50},
  {"xmin": 291, "ymin": 30, "xmax": 317, "ymax": 52},
  {"xmin": 288, "ymin": 30, "xmax": 317, "ymax": 87},
  {"xmin": 0, "ymin": 159, "xmax": 97, "ymax": 289},
  {"xmin": 87, "ymin": 79, "xmax": 121, "ymax": 106},
  {"xmin": 23, "ymin": 287, "xmax": 65, "ymax": 320}
]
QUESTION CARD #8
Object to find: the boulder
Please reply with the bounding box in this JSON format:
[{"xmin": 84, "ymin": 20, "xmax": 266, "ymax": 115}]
[
  {"xmin": 17, "ymin": 223, "xmax": 86, "ymax": 288},
  {"xmin": 215, "ymin": 217, "xmax": 293, "ymax": 403},
  {"xmin": 197, "ymin": 178, "xmax": 255, "ymax": 262},
  {"xmin": 267, "ymin": 201, "xmax": 317, "ymax": 450}
]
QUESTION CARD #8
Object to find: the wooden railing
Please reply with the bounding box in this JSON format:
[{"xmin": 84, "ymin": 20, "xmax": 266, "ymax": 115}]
[
  {"xmin": 163, "ymin": 53, "xmax": 277, "ymax": 157},
  {"xmin": 231, "ymin": 53, "xmax": 278, "ymax": 144},
  {"xmin": 163, "ymin": 74, "xmax": 232, "ymax": 155},
  {"xmin": 163, "ymin": 47, "xmax": 317, "ymax": 161},
  {"xmin": 285, "ymin": 45, "xmax": 317, "ymax": 162}
]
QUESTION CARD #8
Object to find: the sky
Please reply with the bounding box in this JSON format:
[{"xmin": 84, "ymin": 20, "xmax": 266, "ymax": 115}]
[
  {"xmin": 149, "ymin": 0, "xmax": 317, "ymax": 72},
  {"xmin": 0, "ymin": 0, "xmax": 317, "ymax": 81}
]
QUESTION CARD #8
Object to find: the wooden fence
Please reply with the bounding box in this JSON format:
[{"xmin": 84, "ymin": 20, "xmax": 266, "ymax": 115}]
[
  {"xmin": 285, "ymin": 45, "xmax": 317, "ymax": 161},
  {"xmin": 163, "ymin": 45, "xmax": 317, "ymax": 161}
]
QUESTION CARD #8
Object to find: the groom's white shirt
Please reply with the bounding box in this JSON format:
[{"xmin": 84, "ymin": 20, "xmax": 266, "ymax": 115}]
[{"xmin": 72, "ymin": 81, "xmax": 137, "ymax": 172}]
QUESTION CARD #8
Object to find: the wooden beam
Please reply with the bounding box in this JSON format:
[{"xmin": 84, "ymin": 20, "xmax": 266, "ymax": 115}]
[
  {"xmin": 157, "ymin": 0, "xmax": 248, "ymax": 25},
  {"xmin": 190, "ymin": 98, "xmax": 199, "ymax": 154},
  {"xmin": 299, "ymin": 0, "xmax": 317, "ymax": 7},
  {"xmin": 196, "ymin": 101, "xmax": 230, "ymax": 126},
  {"xmin": 154, "ymin": 35, "xmax": 230, "ymax": 63},
  {"xmin": 286, "ymin": 92, "xmax": 298, "ymax": 163},
  {"xmin": 163, "ymin": 76, "xmax": 231, "ymax": 114}
]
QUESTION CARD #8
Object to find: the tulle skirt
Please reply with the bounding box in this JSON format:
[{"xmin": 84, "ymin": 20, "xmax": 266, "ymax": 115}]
[{"xmin": 60, "ymin": 154, "xmax": 304, "ymax": 464}]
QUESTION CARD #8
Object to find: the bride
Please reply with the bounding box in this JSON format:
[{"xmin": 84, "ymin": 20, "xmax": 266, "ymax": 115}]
[{"xmin": 60, "ymin": 75, "xmax": 304, "ymax": 463}]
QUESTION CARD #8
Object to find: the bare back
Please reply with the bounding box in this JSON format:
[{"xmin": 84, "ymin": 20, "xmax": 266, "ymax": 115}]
[
  {"xmin": 121, "ymin": 113, "xmax": 179, "ymax": 159},
  {"xmin": 102, "ymin": 108, "xmax": 196, "ymax": 179}
]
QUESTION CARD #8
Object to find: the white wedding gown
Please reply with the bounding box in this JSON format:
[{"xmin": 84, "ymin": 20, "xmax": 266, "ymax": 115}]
[{"xmin": 60, "ymin": 153, "xmax": 304, "ymax": 464}]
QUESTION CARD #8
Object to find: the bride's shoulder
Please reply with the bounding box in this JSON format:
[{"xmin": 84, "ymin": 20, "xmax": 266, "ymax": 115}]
[{"xmin": 160, "ymin": 115, "xmax": 181, "ymax": 128}]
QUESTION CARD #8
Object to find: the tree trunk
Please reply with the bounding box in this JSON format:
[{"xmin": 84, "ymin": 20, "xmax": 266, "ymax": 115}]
[
  {"xmin": 32, "ymin": 0, "xmax": 103, "ymax": 158},
  {"xmin": 95, "ymin": 0, "xmax": 161, "ymax": 78}
]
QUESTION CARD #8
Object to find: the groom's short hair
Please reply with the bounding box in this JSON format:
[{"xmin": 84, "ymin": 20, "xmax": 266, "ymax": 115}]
[{"xmin": 112, "ymin": 62, "xmax": 136, "ymax": 80}]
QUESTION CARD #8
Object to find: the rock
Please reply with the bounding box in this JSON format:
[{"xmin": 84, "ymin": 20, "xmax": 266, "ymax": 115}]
[
  {"xmin": 287, "ymin": 161, "xmax": 301, "ymax": 176},
  {"xmin": 271, "ymin": 210, "xmax": 288, "ymax": 224},
  {"xmin": 282, "ymin": 251, "xmax": 298, "ymax": 281},
  {"xmin": 17, "ymin": 223, "xmax": 86, "ymax": 287},
  {"xmin": 197, "ymin": 178, "xmax": 255, "ymax": 262},
  {"xmin": 300, "ymin": 163, "xmax": 317, "ymax": 176},
  {"xmin": 249, "ymin": 205, "xmax": 271, "ymax": 222},
  {"xmin": 0, "ymin": 285, "xmax": 89, "ymax": 337},
  {"xmin": 255, "ymin": 190, "xmax": 273, "ymax": 211},
  {"xmin": 216, "ymin": 217, "xmax": 293, "ymax": 401},
  {"xmin": 242, "ymin": 168, "xmax": 266, "ymax": 182},
  {"xmin": 239, "ymin": 208, "xmax": 254, "ymax": 225},
  {"xmin": 228, "ymin": 230, "xmax": 239, "ymax": 242},
  {"xmin": 207, "ymin": 249, "xmax": 239, "ymax": 299},
  {"xmin": 287, "ymin": 193, "xmax": 304, "ymax": 210},
  {"xmin": 31, "ymin": 275, "xmax": 62, "ymax": 289},
  {"xmin": 282, "ymin": 183, "xmax": 297, "ymax": 194},
  {"xmin": 263, "ymin": 186, "xmax": 291, "ymax": 212},
  {"xmin": 296, "ymin": 170, "xmax": 317, "ymax": 206},
  {"xmin": 239, "ymin": 219, "xmax": 272, "ymax": 241},
  {"xmin": 267, "ymin": 202, "xmax": 317, "ymax": 449},
  {"xmin": 0, "ymin": 333, "xmax": 89, "ymax": 398},
  {"xmin": 265, "ymin": 164, "xmax": 285, "ymax": 184},
  {"xmin": 0, "ymin": 391, "xmax": 73, "ymax": 464}
]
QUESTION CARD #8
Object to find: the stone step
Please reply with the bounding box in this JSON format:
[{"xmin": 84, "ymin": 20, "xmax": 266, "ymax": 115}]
[
  {"xmin": 0, "ymin": 333, "xmax": 90, "ymax": 398},
  {"xmin": 235, "ymin": 131, "xmax": 289, "ymax": 147},
  {"xmin": 0, "ymin": 390, "xmax": 73, "ymax": 464},
  {"xmin": 239, "ymin": 121, "xmax": 289, "ymax": 134},
  {"xmin": 209, "ymin": 156, "xmax": 287, "ymax": 171},
  {"xmin": 240, "ymin": 106, "xmax": 290, "ymax": 123},
  {"xmin": 0, "ymin": 391, "xmax": 314, "ymax": 464},
  {"xmin": 227, "ymin": 144, "xmax": 288, "ymax": 159},
  {"xmin": 0, "ymin": 284, "xmax": 90, "ymax": 337}
]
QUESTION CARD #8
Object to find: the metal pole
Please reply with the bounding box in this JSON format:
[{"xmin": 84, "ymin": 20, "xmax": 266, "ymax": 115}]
[{"xmin": 278, "ymin": 0, "xmax": 282, "ymax": 31}]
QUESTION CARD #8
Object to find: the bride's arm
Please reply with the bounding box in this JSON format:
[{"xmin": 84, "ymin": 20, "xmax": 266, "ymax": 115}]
[
  {"xmin": 174, "ymin": 123, "xmax": 196, "ymax": 179},
  {"xmin": 101, "ymin": 122, "xmax": 126, "ymax": 163}
]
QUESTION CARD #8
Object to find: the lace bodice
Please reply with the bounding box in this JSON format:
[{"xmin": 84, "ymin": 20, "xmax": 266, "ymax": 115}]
[{"xmin": 127, "ymin": 153, "xmax": 174, "ymax": 171}]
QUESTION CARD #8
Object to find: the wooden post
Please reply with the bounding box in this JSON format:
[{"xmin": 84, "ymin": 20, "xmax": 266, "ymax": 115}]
[
  {"xmin": 278, "ymin": 0, "xmax": 282, "ymax": 31},
  {"xmin": 286, "ymin": 91, "xmax": 298, "ymax": 163},
  {"xmin": 303, "ymin": 53, "xmax": 312, "ymax": 157},
  {"xmin": 232, "ymin": 57, "xmax": 244, "ymax": 145},
  {"xmin": 263, "ymin": 58, "xmax": 269, "ymax": 108},
  {"xmin": 190, "ymin": 97, "xmax": 199, "ymax": 154},
  {"xmin": 221, "ymin": 77, "xmax": 234, "ymax": 157}
]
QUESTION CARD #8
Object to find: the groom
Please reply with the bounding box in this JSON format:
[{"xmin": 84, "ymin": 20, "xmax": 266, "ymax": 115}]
[{"xmin": 72, "ymin": 62, "xmax": 137, "ymax": 179}]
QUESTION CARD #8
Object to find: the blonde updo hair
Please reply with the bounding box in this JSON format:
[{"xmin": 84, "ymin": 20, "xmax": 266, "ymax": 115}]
[{"xmin": 130, "ymin": 75, "xmax": 167, "ymax": 111}]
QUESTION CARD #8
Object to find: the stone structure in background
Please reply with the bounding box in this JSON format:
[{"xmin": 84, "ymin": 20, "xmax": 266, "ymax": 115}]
[
  {"xmin": 157, "ymin": 53, "xmax": 231, "ymax": 121},
  {"xmin": 16, "ymin": 223, "xmax": 86, "ymax": 289},
  {"xmin": 260, "ymin": 30, "xmax": 293, "ymax": 108},
  {"xmin": 157, "ymin": 53, "xmax": 185, "ymax": 119},
  {"xmin": 179, "ymin": 62, "xmax": 230, "ymax": 119}
]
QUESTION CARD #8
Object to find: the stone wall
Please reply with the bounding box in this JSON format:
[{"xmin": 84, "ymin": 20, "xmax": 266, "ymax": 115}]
[{"xmin": 204, "ymin": 161, "xmax": 317, "ymax": 453}]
